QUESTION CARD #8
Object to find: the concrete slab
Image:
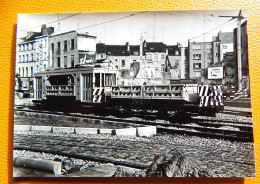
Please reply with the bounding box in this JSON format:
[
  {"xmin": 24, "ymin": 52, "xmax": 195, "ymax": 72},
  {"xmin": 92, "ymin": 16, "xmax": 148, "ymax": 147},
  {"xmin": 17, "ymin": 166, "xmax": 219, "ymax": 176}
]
[
  {"xmin": 137, "ymin": 126, "xmax": 157, "ymax": 137},
  {"xmin": 99, "ymin": 128, "xmax": 113, "ymax": 135},
  {"xmin": 14, "ymin": 125, "xmax": 31, "ymax": 131},
  {"xmin": 115, "ymin": 127, "xmax": 136, "ymax": 137},
  {"xmin": 31, "ymin": 126, "xmax": 52, "ymax": 133},
  {"xmin": 52, "ymin": 127, "xmax": 74, "ymax": 134},
  {"xmin": 75, "ymin": 128, "xmax": 98, "ymax": 135}
]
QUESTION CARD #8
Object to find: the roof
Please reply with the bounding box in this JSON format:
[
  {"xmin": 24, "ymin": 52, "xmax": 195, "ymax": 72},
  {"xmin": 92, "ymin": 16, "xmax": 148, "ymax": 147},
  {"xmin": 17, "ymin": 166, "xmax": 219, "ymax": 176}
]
[
  {"xmin": 96, "ymin": 43, "xmax": 130, "ymax": 56},
  {"xmin": 144, "ymin": 42, "xmax": 166, "ymax": 52},
  {"xmin": 21, "ymin": 32, "xmax": 42, "ymax": 42},
  {"xmin": 218, "ymin": 32, "xmax": 233, "ymax": 44},
  {"xmin": 166, "ymin": 45, "xmax": 180, "ymax": 56}
]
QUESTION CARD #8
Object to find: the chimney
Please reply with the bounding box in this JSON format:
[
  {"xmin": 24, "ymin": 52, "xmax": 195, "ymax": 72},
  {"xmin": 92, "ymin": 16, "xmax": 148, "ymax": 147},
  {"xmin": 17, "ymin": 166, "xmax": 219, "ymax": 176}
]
[
  {"xmin": 41, "ymin": 24, "xmax": 47, "ymax": 35},
  {"xmin": 140, "ymin": 37, "xmax": 143, "ymax": 56},
  {"xmin": 47, "ymin": 27, "xmax": 54, "ymax": 35},
  {"xmin": 126, "ymin": 42, "xmax": 130, "ymax": 52}
]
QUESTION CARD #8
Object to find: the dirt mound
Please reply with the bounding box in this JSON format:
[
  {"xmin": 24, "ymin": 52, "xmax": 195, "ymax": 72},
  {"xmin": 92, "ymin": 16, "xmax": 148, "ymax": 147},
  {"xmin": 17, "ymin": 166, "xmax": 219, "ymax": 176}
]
[{"xmin": 146, "ymin": 148, "xmax": 212, "ymax": 177}]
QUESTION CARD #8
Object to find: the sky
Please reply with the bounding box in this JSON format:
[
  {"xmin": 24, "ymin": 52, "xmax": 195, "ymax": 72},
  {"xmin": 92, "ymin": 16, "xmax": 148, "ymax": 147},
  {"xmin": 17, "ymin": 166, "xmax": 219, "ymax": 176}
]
[{"xmin": 16, "ymin": 10, "xmax": 247, "ymax": 47}]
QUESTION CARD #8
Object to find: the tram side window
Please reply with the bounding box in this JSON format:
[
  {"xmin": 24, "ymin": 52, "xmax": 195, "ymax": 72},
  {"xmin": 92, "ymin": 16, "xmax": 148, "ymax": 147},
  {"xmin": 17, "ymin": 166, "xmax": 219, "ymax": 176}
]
[
  {"xmin": 104, "ymin": 74, "xmax": 116, "ymax": 87},
  {"xmin": 95, "ymin": 73, "xmax": 100, "ymax": 87}
]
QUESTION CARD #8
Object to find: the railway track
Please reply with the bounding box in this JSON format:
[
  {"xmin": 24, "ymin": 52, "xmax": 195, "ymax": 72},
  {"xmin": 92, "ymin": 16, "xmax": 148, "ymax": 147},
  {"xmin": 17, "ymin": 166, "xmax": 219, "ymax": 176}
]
[
  {"xmin": 220, "ymin": 110, "xmax": 252, "ymax": 118},
  {"xmin": 14, "ymin": 107, "xmax": 253, "ymax": 142}
]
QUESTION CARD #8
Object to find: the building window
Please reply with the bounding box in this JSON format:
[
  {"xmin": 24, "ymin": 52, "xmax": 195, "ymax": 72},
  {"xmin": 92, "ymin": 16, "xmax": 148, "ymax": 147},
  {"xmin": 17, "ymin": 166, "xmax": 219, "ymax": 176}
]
[
  {"xmin": 57, "ymin": 57, "xmax": 60, "ymax": 67},
  {"xmin": 115, "ymin": 59, "xmax": 118, "ymax": 62},
  {"xmin": 19, "ymin": 56, "xmax": 21, "ymax": 62},
  {"xmin": 31, "ymin": 67, "xmax": 33, "ymax": 77},
  {"xmin": 27, "ymin": 43, "xmax": 30, "ymax": 51},
  {"xmin": 51, "ymin": 43, "xmax": 54, "ymax": 52},
  {"xmin": 26, "ymin": 67, "xmax": 28, "ymax": 77},
  {"xmin": 133, "ymin": 51, "xmax": 139, "ymax": 56},
  {"xmin": 64, "ymin": 56, "xmax": 67, "ymax": 68},
  {"xmin": 18, "ymin": 68, "xmax": 21, "ymax": 75},
  {"xmin": 161, "ymin": 64, "xmax": 165, "ymax": 71},
  {"xmin": 31, "ymin": 54, "xmax": 33, "ymax": 61},
  {"xmin": 44, "ymin": 39, "xmax": 47, "ymax": 48},
  {"xmin": 121, "ymin": 60, "xmax": 125, "ymax": 67},
  {"xmin": 19, "ymin": 45, "xmax": 21, "ymax": 51},
  {"xmin": 193, "ymin": 63, "xmax": 201, "ymax": 69},
  {"xmin": 57, "ymin": 42, "xmax": 60, "ymax": 54},
  {"xmin": 64, "ymin": 40, "xmax": 67, "ymax": 51},
  {"xmin": 44, "ymin": 52, "xmax": 47, "ymax": 60},
  {"xmin": 71, "ymin": 39, "xmax": 74, "ymax": 49},
  {"xmin": 23, "ymin": 55, "xmax": 25, "ymax": 62},
  {"xmin": 33, "ymin": 42, "xmax": 36, "ymax": 50},
  {"xmin": 193, "ymin": 54, "xmax": 201, "ymax": 60},
  {"xmin": 161, "ymin": 54, "xmax": 165, "ymax": 59},
  {"xmin": 24, "ymin": 44, "xmax": 27, "ymax": 51},
  {"xmin": 207, "ymin": 53, "xmax": 212, "ymax": 59},
  {"xmin": 192, "ymin": 44, "xmax": 201, "ymax": 50},
  {"xmin": 147, "ymin": 54, "xmax": 152, "ymax": 61},
  {"xmin": 222, "ymin": 45, "xmax": 227, "ymax": 49},
  {"xmin": 154, "ymin": 54, "xmax": 158, "ymax": 60},
  {"xmin": 207, "ymin": 44, "xmax": 212, "ymax": 49},
  {"xmin": 71, "ymin": 55, "xmax": 74, "ymax": 67},
  {"xmin": 22, "ymin": 67, "xmax": 24, "ymax": 77}
]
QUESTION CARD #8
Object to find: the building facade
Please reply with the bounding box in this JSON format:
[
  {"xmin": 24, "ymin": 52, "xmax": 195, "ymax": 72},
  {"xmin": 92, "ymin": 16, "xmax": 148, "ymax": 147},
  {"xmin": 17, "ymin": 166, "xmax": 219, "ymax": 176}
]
[
  {"xmin": 49, "ymin": 31, "xmax": 96, "ymax": 70},
  {"xmin": 96, "ymin": 41, "xmax": 187, "ymax": 85},
  {"xmin": 188, "ymin": 40, "xmax": 220, "ymax": 80},
  {"xmin": 213, "ymin": 31, "xmax": 234, "ymax": 61},
  {"xmin": 16, "ymin": 25, "xmax": 54, "ymax": 97}
]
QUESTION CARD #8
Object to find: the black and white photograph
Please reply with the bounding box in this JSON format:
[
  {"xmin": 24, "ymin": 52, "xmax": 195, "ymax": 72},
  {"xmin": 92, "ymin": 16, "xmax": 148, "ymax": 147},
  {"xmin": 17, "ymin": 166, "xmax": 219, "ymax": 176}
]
[{"xmin": 13, "ymin": 10, "xmax": 255, "ymax": 177}]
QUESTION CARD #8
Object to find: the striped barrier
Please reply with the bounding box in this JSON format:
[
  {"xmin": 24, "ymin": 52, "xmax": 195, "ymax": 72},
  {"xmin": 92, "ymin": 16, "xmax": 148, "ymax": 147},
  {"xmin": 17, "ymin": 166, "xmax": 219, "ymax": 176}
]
[
  {"xmin": 93, "ymin": 88, "xmax": 104, "ymax": 103},
  {"xmin": 199, "ymin": 85, "xmax": 223, "ymax": 108}
]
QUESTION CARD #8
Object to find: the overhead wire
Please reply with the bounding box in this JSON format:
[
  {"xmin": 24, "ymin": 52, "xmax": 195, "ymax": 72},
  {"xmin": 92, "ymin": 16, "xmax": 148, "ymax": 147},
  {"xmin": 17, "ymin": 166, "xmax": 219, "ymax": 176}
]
[
  {"xmin": 76, "ymin": 11, "xmax": 148, "ymax": 31},
  {"xmin": 180, "ymin": 18, "xmax": 237, "ymax": 44},
  {"xmin": 19, "ymin": 13, "xmax": 81, "ymax": 32}
]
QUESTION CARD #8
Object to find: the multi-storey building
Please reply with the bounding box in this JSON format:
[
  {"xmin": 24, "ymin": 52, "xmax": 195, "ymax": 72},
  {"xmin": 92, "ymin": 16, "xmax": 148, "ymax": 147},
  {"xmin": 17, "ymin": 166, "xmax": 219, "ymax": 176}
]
[
  {"xmin": 188, "ymin": 40, "xmax": 220, "ymax": 80},
  {"xmin": 213, "ymin": 31, "xmax": 234, "ymax": 61},
  {"xmin": 49, "ymin": 31, "xmax": 96, "ymax": 70},
  {"xmin": 166, "ymin": 45, "xmax": 188, "ymax": 79},
  {"xmin": 15, "ymin": 25, "xmax": 54, "ymax": 97},
  {"xmin": 96, "ymin": 41, "xmax": 187, "ymax": 85}
]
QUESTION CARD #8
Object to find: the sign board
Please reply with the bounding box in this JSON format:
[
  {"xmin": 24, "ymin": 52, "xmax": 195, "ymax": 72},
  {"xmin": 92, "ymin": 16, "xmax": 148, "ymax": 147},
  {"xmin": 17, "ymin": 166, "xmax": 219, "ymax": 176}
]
[{"xmin": 208, "ymin": 67, "xmax": 223, "ymax": 79}]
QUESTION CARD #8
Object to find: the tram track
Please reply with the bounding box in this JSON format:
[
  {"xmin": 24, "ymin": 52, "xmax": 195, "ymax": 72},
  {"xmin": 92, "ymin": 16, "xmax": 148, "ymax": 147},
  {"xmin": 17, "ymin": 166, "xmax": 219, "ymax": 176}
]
[{"xmin": 14, "ymin": 107, "xmax": 253, "ymax": 142}]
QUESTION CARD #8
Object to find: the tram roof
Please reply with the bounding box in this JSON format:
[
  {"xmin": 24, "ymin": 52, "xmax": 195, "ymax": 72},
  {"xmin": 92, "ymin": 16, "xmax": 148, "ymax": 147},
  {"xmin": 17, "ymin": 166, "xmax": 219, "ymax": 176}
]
[{"xmin": 34, "ymin": 65, "xmax": 117, "ymax": 76}]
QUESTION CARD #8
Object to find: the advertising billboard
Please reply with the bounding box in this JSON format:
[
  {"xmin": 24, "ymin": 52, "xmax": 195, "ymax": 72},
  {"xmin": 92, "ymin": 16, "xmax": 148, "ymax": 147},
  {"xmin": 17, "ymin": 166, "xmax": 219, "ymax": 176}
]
[{"xmin": 208, "ymin": 67, "xmax": 224, "ymax": 79}]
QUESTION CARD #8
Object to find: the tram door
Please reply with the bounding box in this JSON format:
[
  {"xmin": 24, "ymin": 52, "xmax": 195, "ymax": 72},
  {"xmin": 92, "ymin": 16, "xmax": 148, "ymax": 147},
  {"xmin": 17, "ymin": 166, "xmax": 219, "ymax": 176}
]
[
  {"xmin": 82, "ymin": 74, "xmax": 93, "ymax": 102},
  {"xmin": 35, "ymin": 77, "xmax": 42, "ymax": 100}
]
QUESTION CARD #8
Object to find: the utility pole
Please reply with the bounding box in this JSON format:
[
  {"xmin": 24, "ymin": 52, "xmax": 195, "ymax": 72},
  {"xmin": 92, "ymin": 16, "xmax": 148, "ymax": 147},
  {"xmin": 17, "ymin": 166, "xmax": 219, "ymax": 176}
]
[{"xmin": 219, "ymin": 10, "xmax": 244, "ymax": 91}]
